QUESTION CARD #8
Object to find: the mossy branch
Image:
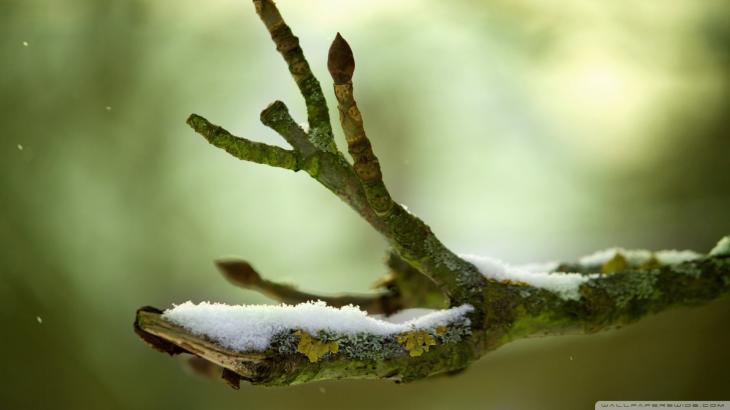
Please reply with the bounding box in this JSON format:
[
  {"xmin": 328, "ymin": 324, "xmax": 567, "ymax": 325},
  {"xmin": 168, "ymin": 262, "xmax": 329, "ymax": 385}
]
[
  {"xmin": 136, "ymin": 306, "xmax": 479, "ymax": 386},
  {"xmin": 135, "ymin": 244, "xmax": 730, "ymax": 386},
  {"xmin": 135, "ymin": 0, "xmax": 730, "ymax": 389},
  {"xmin": 187, "ymin": 114, "xmax": 301, "ymax": 171},
  {"xmin": 260, "ymin": 100, "xmax": 315, "ymax": 155},
  {"xmin": 484, "ymin": 250, "xmax": 730, "ymax": 347},
  {"xmin": 253, "ymin": 0, "xmax": 336, "ymax": 153},
  {"xmin": 187, "ymin": 1, "xmax": 486, "ymax": 308}
]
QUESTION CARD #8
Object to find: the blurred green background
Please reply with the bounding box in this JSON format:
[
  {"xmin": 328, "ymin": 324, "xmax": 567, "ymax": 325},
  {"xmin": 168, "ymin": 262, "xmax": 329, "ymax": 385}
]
[{"xmin": 2, "ymin": 0, "xmax": 729, "ymax": 408}]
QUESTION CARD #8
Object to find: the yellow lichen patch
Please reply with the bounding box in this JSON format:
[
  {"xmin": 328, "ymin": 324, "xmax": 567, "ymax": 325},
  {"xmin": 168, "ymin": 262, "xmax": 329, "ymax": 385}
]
[
  {"xmin": 396, "ymin": 330, "xmax": 437, "ymax": 357},
  {"xmin": 294, "ymin": 330, "xmax": 339, "ymax": 363},
  {"xmin": 639, "ymin": 255, "xmax": 661, "ymax": 271},
  {"xmin": 602, "ymin": 253, "xmax": 627, "ymax": 274},
  {"xmin": 435, "ymin": 326, "xmax": 447, "ymax": 335}
]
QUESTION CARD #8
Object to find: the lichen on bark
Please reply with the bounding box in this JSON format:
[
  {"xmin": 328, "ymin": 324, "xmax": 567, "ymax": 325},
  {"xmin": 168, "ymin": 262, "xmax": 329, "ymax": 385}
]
[{"xmin": 133, "ymin": 0, "xmax": 730, "ymax": 388}]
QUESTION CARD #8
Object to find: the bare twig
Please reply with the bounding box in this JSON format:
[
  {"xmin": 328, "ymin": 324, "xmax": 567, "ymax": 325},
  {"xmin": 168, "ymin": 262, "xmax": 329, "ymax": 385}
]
[{"xmin": 216, "ymin": 259, "xmax": 401, "ymax": 314}]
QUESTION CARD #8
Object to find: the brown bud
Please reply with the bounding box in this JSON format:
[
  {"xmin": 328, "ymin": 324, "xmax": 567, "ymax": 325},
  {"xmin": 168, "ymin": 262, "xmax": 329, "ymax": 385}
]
[
  {"xmin": 328, "ymin": 32, "xmax": 355, "ymax": 84},
  {"xmin": 215, "ymin": 259, "xmax": 261, "ymax": 287}
]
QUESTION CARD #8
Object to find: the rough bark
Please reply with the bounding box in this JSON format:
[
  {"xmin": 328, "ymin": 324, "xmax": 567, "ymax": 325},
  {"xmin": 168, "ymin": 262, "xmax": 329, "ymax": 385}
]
[
  {"xmin": 136, "ymin": 250, "xmax": 730, "ymax": 386},
  {"xmin": 134, "ymin": 0, "xmax": 730, "ymax": 388}
]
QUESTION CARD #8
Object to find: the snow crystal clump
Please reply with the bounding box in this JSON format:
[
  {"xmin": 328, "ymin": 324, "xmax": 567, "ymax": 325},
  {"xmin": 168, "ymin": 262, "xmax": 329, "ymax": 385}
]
[
  {"xmin": 369, "ymin": 308, "xmax": 438, "ymax": 324},
  {"xmin": 162, "ymin": 301, "xmax": 473, "ymax": 352},
  {"xmin": 461, "ymin": 254, "xmax": 596, "ymax": 300},
  {"xmin": 710, "ymin": 236, "xmax": 730, "ymax": 257},
  {"xmin": 515, "ymin": 261, "xmax": 560, "ymax": 273},
  {"xmin": 579, "ymin": 247, "xmax": 701, "ymax": 267},
  {"xmin": 654, "ymin": 250, "xmax": 701, "ymax": 264},
  {"xmin": 579, "ymin": 248, "xmax": 652, "ymax": 267}
]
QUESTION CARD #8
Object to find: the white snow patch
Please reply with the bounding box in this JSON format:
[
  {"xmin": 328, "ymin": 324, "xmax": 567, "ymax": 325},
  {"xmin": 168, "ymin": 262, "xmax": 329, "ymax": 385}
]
[
  {"xmin": 578, "ymin": 248, "xmax": 653, "ymax": 266},
  {"xmin": 162, "ymin": 301, "xmax": 473, "ymax": 352},
  {"xmin": 515, "ymin": 261, "xmax": 560, "ymax": 273},
  {"xmin": 655, "ymin": 250, "xmax": 701, "ymax": 264},
  {"xmin": 461, "ymin": 254, "xmax": 597, "ymax": 300},
  {"xmin": 579, "ymin": 247, "xmax": 700, "ymax": 267},
  {"xmin": 375, "ymin": 308, "xmax": 437, "ymax": 324},
  {"xmin": 710, "ymin": 236, "xmax": 730, "ymax": 257}
]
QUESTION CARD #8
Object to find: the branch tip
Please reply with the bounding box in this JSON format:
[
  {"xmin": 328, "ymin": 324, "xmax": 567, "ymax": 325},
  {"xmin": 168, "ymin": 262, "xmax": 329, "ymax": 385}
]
[
  {"xmin": 134, "ymin": 306, "xmax": 186, "ymax": 356},
  {"xmin": 259, "ymin": 100, "xmax": 316, "ymax": 154},
  {"xmin": 186, "ymin": 114, "xmax": 300, "ymax": 171},
  {"xmin": 260, "ymin": 100, "xmax": 288, "ymax": 123},
  {"xmin": 328, "ymin": 32, "xmax": 355, "ymax": 84},
  {"xmin": 253, "ymin": 0, "xmax": 335, "ymax": 152},
  {"xmin": 186, "ymin": 113, "xmax": 204, "ymax": 131},
  {"xmin": 216, "ymin": 259, "xmax": 262, "ymax": 287}
]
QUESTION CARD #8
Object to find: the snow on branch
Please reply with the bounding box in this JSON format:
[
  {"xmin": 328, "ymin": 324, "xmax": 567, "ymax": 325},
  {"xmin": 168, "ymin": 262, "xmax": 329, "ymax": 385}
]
[
  {"xmin": 462, "ymin": 254, "xmax": 597, "ymax": 300},
  {"xmin": 136, "ymin": 237, "xmax": 730, "ymax": 386},
  {"xmin": 162, "ymin": 301, "xmax": 473, "ymax": 353},
  {"xmin": 462, "ymin": 247, "xmax": 706, "ymax": 301},
  {"xmin": 133, "ymin": 0, "xmax": 730, "ymax": 389},
  {"xmin": 578, "ymin": 248, "xmax": 701, "ymax": 267}
]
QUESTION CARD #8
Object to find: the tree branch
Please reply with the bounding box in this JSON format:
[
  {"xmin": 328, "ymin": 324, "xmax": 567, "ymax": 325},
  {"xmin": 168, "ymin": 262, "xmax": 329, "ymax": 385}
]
[
  {"xmin": 260, "ymin": 100, "xmax": 315, "ymax": 155},
  {"xmin": 252, "ymin": 0, "xmax": 336, "ymax": 153},
  {"xmin": 136, "ymin": 306, "xmax": 479, "ymax": 385},
  {"xmin": 483, "ymin": 250, "xmax": 730, "ymax": 347},
  {"xmin": 377, "ymin": 252, "xmax": 448, "ymax": 310},
  {"xmin": 216, "ymin": 259, "xmax": 401, "ymax": 314},
  {"xmin": 328, "ymin": 33, "xmax": 392, "ymax": 216},
  {"xmin": 187, "ymin": 114, "xmax": 301, "ymax": 171},
  {"xmin": 135, "ymin": 0, "xmax": 730, "ymax": 388},
  {"xmin": 135, "ymin": 245, "xmax": 730, "ymax": 386}
]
